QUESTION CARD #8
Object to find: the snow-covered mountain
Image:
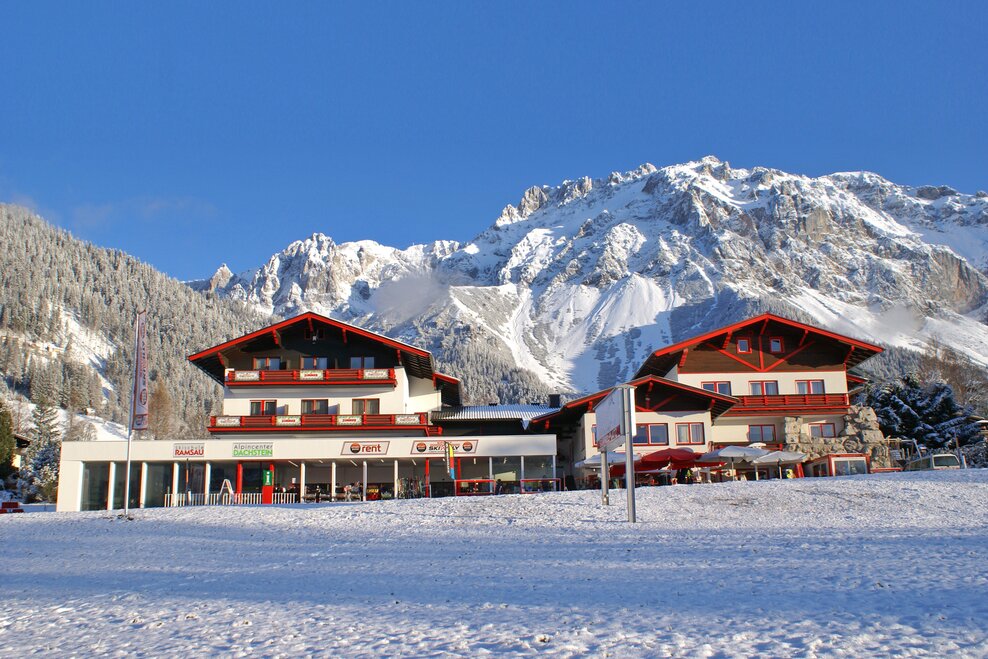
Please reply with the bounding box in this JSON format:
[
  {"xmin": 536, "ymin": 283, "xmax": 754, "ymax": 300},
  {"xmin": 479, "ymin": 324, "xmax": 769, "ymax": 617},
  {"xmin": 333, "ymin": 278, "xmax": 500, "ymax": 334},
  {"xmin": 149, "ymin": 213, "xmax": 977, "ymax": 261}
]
[{"xmin": 191, "ymin": 157, "xmax": 988, "ymax": 399}]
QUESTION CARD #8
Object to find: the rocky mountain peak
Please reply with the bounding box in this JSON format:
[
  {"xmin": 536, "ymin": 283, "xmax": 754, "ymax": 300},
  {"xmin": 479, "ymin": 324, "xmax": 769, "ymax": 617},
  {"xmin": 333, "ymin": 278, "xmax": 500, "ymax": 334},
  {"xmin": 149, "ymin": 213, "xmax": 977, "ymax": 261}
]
[{"xmin": 193, "ymin": 159, "xmax": 988, "ymax": 399}]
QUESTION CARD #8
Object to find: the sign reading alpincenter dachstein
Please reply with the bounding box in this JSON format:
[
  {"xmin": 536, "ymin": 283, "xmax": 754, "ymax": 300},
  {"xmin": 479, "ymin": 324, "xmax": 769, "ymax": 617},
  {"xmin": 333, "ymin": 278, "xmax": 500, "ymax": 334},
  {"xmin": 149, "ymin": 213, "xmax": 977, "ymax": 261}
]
[
  {"xmin": 595, "ymin": 385, "xmax": 634, "ymax": 453},
  {"xmin": 233, "ymin": 443, "xmax": 274, "ymax": 458}
]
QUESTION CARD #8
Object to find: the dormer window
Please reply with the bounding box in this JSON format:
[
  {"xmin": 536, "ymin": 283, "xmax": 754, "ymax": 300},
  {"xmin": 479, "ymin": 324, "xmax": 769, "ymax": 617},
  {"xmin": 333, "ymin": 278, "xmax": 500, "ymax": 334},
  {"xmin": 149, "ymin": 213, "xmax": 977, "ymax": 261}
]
[
  {"xmin": 737, "ymin": 338, "xmax": 752, "ymax": 354},
  {"xmin": 769, "ymin": 337, "xmax": 784, "ymax": 353},
  {"xmin": 350, "ymin": 356, "xmax": 375, "ymax": 369},
  {"xmin": 252, "ymin": 357, "xmax": 281, "ymax": 370}
]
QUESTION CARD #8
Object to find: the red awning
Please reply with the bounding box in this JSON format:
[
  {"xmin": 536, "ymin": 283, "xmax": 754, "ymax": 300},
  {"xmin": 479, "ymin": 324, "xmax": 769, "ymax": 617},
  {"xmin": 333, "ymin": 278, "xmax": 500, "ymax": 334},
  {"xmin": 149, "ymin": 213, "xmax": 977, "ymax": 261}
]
[{"xmin": 609, "ymin": 448, "xmax": 723, "ymax": 476}]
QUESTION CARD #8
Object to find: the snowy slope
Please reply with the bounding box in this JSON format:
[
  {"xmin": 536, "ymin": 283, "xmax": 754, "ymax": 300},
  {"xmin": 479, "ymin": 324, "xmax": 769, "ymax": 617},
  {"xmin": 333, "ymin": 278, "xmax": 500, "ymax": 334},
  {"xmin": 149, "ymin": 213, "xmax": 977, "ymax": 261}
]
[
  {"xmin": 1, "ymin": 471, "xmax": 986, "ymax": 656},
  {"xmin": 193, "ymin": 158, "xmax": 988, "ymax": 397}
]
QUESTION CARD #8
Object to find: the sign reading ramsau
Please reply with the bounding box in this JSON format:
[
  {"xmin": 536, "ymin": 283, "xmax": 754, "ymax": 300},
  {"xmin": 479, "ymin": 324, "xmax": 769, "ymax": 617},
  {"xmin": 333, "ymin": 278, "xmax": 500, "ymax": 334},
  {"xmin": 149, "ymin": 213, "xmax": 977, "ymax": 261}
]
[
  {"xmin": 233, "ymin": 443, "xmax": 274, "ymax": 458},
  {"xmin": 173, "ymin": 443, "xmax": 205, "ymax": 458}
]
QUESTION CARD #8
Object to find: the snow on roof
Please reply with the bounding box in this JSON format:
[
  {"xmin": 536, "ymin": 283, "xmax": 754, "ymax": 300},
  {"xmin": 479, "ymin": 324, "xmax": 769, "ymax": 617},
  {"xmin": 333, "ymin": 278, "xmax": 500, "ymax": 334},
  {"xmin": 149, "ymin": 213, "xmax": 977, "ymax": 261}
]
[{"xmin": 432, "ymin": 404, "xmax": 558, "ymax": 422}]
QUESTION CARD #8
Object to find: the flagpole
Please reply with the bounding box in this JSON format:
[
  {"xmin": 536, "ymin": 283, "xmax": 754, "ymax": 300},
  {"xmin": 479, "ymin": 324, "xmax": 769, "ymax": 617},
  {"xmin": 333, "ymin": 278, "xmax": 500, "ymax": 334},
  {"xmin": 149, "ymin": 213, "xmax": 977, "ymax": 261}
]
[{"xmin": 123, "ymin": 311, "xmax": 144, "ymax": 518}]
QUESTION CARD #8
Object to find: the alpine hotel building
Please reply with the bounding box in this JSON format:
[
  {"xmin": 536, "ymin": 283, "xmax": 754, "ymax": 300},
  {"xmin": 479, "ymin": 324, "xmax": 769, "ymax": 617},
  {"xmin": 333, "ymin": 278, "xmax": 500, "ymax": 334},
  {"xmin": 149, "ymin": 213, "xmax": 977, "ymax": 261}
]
[{"xmin": 56, "ymin": 312, "xmax": 883, "ymax": 511}]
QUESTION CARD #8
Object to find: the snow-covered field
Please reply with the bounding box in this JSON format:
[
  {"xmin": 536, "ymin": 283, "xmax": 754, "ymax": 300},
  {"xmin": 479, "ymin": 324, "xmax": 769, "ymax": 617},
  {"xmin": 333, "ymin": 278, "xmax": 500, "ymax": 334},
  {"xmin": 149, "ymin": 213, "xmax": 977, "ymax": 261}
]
[{"xmin": 2, "ymin": 471, "xmax": 987, "ymax": 657}]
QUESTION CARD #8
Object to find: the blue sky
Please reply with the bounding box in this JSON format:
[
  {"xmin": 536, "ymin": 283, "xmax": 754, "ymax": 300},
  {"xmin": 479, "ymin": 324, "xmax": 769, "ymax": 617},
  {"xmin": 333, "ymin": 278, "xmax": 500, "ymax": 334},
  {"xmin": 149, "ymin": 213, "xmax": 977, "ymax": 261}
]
[{"xmin": 1, "ymin": 2, "xmax": 986, "ymax": 281}]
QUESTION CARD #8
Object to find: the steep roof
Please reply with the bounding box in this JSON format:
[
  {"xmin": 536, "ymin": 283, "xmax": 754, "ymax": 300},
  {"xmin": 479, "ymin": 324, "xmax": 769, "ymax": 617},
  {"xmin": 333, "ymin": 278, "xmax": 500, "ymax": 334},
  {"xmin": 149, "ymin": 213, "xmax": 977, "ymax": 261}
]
[
  {"xmin": 634, "ymin": 313, "xmax": 883, "ymax": 379},
  {"xmin": 187, "ymin": 312, "xmax": 462, "ymax": 405},
  {"xmin": 528, "ymin": 375, "xmax": 738, "ymax": 431}
]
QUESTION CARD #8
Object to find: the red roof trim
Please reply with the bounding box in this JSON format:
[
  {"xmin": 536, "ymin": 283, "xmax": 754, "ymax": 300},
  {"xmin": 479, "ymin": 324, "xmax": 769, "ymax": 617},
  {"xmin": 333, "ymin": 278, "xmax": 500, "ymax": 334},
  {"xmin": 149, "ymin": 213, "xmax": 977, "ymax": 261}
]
[
  {"xmin": 187, "ymin": 312, "xmax": 432, "ymax": 362},
  {"xmin": 530, "ymin": 375, "xmax": 738, "ymax": 424},
  {"xmin": 434, "ymin": 373, "xmax": 461, "ymax": 384},
  {"xmin": 638, "ymin": 313, "xmax": 883, "ymax": 376}
]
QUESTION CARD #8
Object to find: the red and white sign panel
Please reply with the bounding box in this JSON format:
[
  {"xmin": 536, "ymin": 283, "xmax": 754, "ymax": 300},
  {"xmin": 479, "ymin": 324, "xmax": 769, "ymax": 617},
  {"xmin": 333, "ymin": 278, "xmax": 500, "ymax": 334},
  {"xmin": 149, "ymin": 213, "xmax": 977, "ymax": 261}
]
[
  {"xmin": 342, "ymin": 441, "xmax": 390, "ymax": 456},
  {"xmin": 595, "ymin": 385, "xmax": 634, "ymax": 453},
  {"xmin": 410, "ymin": 440, "xmax": 477, "ymax": 455}
]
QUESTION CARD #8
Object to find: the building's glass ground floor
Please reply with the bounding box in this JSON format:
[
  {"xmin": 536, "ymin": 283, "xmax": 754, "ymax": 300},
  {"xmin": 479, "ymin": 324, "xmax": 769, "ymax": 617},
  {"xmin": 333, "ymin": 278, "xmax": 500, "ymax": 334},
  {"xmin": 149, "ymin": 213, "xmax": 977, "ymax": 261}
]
[{"xmin": 58, "ymin": 435, "xmax": 559, "ymax": 511}]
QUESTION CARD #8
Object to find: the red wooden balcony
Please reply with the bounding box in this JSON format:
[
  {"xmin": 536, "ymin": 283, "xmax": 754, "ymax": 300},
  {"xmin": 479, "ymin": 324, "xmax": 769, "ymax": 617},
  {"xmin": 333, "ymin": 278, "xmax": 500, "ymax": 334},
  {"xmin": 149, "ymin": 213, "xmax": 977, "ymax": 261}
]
[
  {"xmin": 208, "ymin": 412, "xmax": 431, "ymax": 433},
  {"xmin": 224, "ymin": 368, "xmax": 396, "ymax": 387},
  {"xmin": 726, "ymin": 394, "xmax": 850, "ymax": 415}
]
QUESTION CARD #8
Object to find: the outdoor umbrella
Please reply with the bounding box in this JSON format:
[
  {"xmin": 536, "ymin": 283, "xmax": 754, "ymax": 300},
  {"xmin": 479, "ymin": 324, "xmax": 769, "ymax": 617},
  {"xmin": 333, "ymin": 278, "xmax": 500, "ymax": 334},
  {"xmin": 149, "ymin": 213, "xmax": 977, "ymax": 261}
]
[
  {"xmin": 574, "ymin": 452, "xmax": 641, "ymax": 468},
  {"xmin": 750, "ymin": 450, "xmax": 806, "ymax": 479},
  {"xmin": 611, "ymin": 448, "xmax": 723, "ymax": 479},
  {"xmin": 699, "ymin": 446, "xmax": 771, "ymax": 480}
]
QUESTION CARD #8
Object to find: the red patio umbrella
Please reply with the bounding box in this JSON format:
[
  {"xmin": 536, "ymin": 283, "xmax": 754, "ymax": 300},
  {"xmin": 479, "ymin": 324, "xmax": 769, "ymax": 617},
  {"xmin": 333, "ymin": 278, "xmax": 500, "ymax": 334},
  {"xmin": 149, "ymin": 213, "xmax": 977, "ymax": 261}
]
[{"xmin": 610, "ymin": 448, "xmax": 722, "ymax": 477}]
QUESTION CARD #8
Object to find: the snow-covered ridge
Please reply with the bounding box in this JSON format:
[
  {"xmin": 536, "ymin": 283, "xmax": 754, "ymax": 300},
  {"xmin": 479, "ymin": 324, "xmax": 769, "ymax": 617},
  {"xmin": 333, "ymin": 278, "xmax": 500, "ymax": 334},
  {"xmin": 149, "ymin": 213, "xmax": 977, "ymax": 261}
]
[{"xmin": 192, "ymin": 157, "xmax": 988, "ymax": 397}]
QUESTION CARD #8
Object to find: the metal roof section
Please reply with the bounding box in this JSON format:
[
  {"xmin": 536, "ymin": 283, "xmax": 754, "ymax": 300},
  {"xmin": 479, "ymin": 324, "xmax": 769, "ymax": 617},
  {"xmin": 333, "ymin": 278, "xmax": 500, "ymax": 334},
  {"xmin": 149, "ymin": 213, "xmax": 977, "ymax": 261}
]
[
  {"xmin": 431, "ymin": 404, "xmax": 559, "ymax": 422},
  {"xmin": 432, "ymin": 404, "xmax": 560, "ymax": 429}
]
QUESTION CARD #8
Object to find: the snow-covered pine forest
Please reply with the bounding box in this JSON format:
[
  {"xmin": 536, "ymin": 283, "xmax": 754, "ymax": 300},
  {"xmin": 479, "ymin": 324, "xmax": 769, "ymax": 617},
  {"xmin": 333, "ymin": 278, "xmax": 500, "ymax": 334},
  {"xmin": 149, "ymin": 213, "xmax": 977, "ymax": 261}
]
[{"xmin": 0, "ymin": 204, "xmax": 269, "ymax": 439}]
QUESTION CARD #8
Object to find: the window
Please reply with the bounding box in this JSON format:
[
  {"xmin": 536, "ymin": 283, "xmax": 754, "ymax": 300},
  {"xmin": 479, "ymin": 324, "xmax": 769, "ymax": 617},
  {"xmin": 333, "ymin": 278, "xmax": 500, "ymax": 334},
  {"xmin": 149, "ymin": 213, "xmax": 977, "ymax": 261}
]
[
  {"xmin": 676, "ymin": 423, "xmax": 705, "ymax": 445},
  {"xmin": 301, "ymin": 357, "xmax": 328, "ymax": 369},
  {"xmin": 749, "ymin": 381, "xmax": 779, "ymax": 395},
  {"xmin": 748, "ymin": 424, "xmax": 776, "ymax": 442},
  {"xmin": 769, "ymin": 337, "xmax": 784, "ymax": 353},
  {"xmin": 736, "ymin": 338, "xmax": 752, "ymax": 354},
  {"xmin": 646, "ymin": 424, "xmax": 669, "ymax": 445},
  {"xmin": 252, "ymin": 357, "xmax": 281, "ymax": 370},
  {"xmin": 249, "ymin": 400, "xmax": 276, "ymax": 416},
  {"xmin": 352, "ymin": 398, "xmax": 380, "ymax": 415},
  {"xmin": 302, "ymin": 399, "xmax": 329, "ymax": 415},
  {"xmin": 633, "ymin": 423, "xmax": 669, "ymax": 445},
  {"xmin": 701, "ymin": 381, "xmax": 732, "ymax": 395},
  {"xmin": 350, "ymin": 356, "xmax": 375, "ymax": 369},
  {"xmin": 833, "ymin": 458, "xmax": 867, "ymax": 476},
  {"xmin": 809, "ymin": 423, "xmax": 836, "ymax": 438},
  {"xmin": 796, "ymin": 380, "xmax": 825, "ymax": 395}
]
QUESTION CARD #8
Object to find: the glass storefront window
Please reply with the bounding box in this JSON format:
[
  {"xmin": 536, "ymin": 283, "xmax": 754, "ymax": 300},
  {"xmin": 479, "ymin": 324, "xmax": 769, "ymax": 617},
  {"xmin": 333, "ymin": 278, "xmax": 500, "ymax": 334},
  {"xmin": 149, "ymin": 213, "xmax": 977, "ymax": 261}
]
[{"xmin": 81, "ymin": 463, "xmax": 109, "ymax": 511}]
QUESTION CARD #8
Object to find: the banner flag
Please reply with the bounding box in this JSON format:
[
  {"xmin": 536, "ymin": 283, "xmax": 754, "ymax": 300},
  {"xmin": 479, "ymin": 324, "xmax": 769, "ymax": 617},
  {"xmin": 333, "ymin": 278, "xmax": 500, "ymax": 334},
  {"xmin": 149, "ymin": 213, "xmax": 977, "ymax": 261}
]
[
  {"xmin": 445, "ymin": 441, "xmax": 455, "ymax": 479},
  {"xmin": 130, "ymin": 311, "xmax": 150, "ymax": 431}
]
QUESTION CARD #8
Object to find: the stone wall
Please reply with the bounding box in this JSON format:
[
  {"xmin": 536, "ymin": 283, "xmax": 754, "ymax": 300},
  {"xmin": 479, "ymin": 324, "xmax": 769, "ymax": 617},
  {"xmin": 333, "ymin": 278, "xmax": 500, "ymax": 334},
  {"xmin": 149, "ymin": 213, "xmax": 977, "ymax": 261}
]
[{"xmin": 783, "ymin": 405, "xmax": 892, "ymax": 469}]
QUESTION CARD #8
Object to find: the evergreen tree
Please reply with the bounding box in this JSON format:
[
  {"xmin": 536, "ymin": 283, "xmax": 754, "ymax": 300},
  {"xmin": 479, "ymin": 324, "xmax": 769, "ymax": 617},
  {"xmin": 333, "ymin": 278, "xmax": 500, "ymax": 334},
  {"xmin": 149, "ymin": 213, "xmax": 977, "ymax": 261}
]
[
  {"xmin": 18, "ymin": 435, "xmax": 61, "ymax": 502},
  {"xmin": 0, "ymin": 401, "xmax": 15, "ymax": 480},
  {"xmin": 30, "ymin": 394, "xmax": 61, "ymax": 445},
  {"xmin": 17, "ymin": 387, "xmax": 63, "ymax": 501},
  {"xmin": 864, "ymin": 374, "xmax": 983, "ymax": 450}
]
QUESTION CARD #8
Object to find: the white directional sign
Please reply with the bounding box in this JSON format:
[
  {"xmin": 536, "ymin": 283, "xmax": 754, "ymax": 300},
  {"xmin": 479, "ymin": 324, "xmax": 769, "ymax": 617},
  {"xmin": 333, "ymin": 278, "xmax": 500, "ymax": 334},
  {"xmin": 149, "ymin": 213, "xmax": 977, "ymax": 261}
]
[{"xmin": 596, "ymin": 385, "xmax": 634, "ymax": 453}]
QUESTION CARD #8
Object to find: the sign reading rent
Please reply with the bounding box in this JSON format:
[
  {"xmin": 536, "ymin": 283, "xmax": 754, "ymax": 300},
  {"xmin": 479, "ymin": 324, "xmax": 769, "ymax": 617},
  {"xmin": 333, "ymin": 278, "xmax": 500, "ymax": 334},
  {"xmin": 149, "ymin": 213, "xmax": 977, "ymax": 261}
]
[{"xmin": 341, "ymin": 441, "xmax": 390, "ymax": 456}]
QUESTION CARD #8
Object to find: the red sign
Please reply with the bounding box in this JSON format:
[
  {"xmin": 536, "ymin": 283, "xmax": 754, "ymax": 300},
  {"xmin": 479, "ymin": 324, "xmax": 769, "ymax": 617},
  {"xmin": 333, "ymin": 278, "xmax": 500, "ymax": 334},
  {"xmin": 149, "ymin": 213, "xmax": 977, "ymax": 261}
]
[
  {"xmin": 342, "ymin": 441, "xmax": 390, "ymax": 456},
  {"xmin": 411, "ymin": 440, "xmax": 478, "ymax": 455}
]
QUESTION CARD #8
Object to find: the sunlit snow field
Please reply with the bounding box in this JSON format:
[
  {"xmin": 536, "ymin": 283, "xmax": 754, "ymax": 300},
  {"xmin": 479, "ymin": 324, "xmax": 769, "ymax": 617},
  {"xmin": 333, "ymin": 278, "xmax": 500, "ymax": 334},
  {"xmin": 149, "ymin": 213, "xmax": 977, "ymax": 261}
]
[{"xmin": 2, "ymin": 471, "xmax": 987, "ymax": 657}]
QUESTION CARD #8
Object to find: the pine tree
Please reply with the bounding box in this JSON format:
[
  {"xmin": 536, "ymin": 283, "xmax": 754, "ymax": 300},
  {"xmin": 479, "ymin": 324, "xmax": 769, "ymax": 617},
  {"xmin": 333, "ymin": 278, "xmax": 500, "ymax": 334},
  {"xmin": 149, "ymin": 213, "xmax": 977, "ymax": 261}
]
[
  {"xmin": 864, "ymin": 374, "xmax": 982, "ymax": 450},
  {"xmin": 17, "ymin": 387, "xmax": 63, "ymax": 501},
  {"xmin": 31, "ymin": 394, "xmax": 61, "ymax": 445},
  {"xmin": 0, "ymin": 401, "xmax": 15, "ymax": 480}
]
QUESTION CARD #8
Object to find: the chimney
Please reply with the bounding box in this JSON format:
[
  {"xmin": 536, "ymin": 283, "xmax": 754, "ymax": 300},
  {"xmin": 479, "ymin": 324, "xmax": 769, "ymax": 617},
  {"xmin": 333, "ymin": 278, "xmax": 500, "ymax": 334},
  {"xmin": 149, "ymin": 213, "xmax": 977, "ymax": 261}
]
[{"xmin": 548, "ymin": 393, "xmax": 562, "ymax": 408}]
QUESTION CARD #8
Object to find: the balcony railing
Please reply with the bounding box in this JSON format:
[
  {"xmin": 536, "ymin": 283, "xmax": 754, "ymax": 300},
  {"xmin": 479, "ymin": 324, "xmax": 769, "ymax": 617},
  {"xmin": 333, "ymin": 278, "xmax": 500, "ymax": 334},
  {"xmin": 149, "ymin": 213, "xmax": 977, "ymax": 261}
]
[
  {"xmin": 209, "ymin": 412, "xmax": 430, "ymax": 432},
  {"xmin": 729, "ymin": 394, "xmax": 849, "ymax": 412},
  {"xmin": 225, "ymin": 368, "xmax": 396, "ymax": 386}
]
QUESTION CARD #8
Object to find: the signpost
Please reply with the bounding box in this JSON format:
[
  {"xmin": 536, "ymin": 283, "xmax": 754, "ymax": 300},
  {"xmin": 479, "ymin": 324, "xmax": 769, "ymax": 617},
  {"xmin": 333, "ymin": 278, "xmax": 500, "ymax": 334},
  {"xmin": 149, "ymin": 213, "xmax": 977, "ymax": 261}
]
[{"xmin": 594, "ymin": 384, "xmax": 637, "ymax": 522}]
